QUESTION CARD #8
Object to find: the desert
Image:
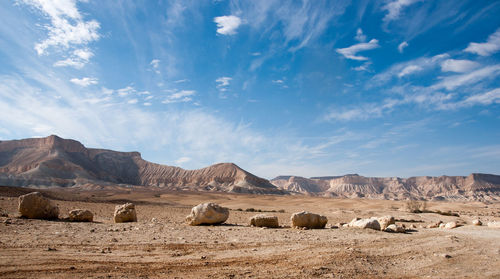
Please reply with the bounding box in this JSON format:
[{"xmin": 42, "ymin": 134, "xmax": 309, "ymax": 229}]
[{"xmin": 1, "ymin": 185, "xmax": 500, "ymax": 278}]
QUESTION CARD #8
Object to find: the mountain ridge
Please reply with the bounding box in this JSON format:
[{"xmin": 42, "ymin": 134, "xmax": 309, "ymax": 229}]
[
  {"xmin": 270, "ymin": 173, "xmax": 500, "ymax": 201},
  {"xmin": 0, "ymin": 135, "xmax": 284, "ymax": 194}
]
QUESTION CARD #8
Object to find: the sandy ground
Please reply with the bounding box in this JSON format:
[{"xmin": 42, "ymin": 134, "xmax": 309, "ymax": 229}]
[{"xmin": 0, "ymin": 186, "xmax": 499, "ymax": 278}]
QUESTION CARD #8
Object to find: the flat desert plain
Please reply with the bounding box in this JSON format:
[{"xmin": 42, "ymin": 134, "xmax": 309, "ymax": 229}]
[{"xmin": 1, "ymin": 186, "xmax": 500, "ymax": 278}]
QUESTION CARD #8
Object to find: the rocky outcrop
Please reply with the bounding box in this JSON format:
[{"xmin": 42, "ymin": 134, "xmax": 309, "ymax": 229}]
[
  {"xmin": 18, "ymin": 192, "xmax": 59, "ymax": 220},
  {"xmin": 290, "ymin": 211, "xmax": 327, "ymax": 229},
  {"xmin": 249, "ymin": 214, "xmax": 279, "ymax": 228},
  {"xmin": 271, "ymin": 173, "xmax": 500, "ymax": 201},
  {"xmin": 114, "ymin": 203, "xmax": 137, "ymax": 223},
  {"xmin": 185, "ymin": 203, "xmax": 229, "ymax": 226},
  {"xmin": 0, "ymin": 135, "xmax": 284, "ymax": 194},
  {"xmin": 68, "ymin": 209, "xmax": 93, "ymax": 222}
]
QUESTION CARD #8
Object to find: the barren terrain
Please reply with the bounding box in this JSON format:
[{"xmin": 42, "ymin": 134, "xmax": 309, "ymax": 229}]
[{"xmin": 1, "ymin": 186, "xmax": 500, "ymax": 278}]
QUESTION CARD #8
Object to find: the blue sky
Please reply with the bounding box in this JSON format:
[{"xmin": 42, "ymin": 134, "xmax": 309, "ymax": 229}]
[{"xmin": 0, "ymin": 0, "xmax": 499, "ymax": 178}]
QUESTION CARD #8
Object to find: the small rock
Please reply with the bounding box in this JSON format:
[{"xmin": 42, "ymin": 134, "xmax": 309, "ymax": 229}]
[
  {"xmin": 472, "ymin": 219, "xmax": 482, "ymax": 226},
  {"xmin": 68, "ymin": 209, "xmax": 93, "ymax": 222},
  {"xmin": 427, "ymin": 221, "xmax": 443, "ymax": 228},
  {"xmin": 444, "ymin": 221, "xmax": 457, "ymax": 229},
  {"xmin": 249, "ymin": 214, "xmax": 279, "ymax": 228},
  {"xmin": 47, "ymin": 247, "xmax": 57, "ymax": 251},
  {"xmin": 439, "ymin": 223, "xmax": 446, "ymax": 229}
]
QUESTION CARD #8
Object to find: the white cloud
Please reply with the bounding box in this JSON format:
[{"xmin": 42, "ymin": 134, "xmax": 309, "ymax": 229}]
[
  {"xmin": 216, "ymin": 76, "xmax": 232, "ymax": 90},
  {"xmin": 462, "ymin": 88, "xmax": 500, "ymax": 106},
  {"xmin": 464, "ymin": 28, "xmax": 500, "ymax": 56},
  {"xmin": 398, "ymin": 41, "xmax": 408, "ymax": 53},
  {"xmin": 272, "ymin": 79, "xmax": 284, "ymax": 84},
  {"xmin": 127, "ymin": 99, "xmax": 138, "ymax": 104},
  {"xmin": 162, "ymin": 90, "xmax": 196, "ymax": 104},
  {"xmin": 22, "ymin": 0, "xmax": 100, "ymax": 55},
  {"xmin": 214, "ymin": 15, "xmax": 242, "ymax": 35},
  {"xmin": 355, "ymin": 28, "xmax": 366, "ymax": 42},
  {"xmin": 149, "ymin": 59, "xmax": 160, "ymax": 70},
  {"xmin": 398, "ymin": 65, "xmax": 423, "ymax": 77},
  {"xmin": 336, "ymin": 39, "xmax": 380, "ymax": 61},
  {"xmin": 53, "ymin": 58, "xmax": 85, "ymax": 69},
  {"xmin": 53, "ymin": 48, "xmax": 94, "ymax": 69},
  {"xmin": 371, "ymin": 53, "xmax": 449, "ymax": 85},
  {"xmin": 440, "ymin": 59, "xmax": 479, "ymax": 73},
  {"xmin": 69, "ymin": 77, "xmax": 98, "ymax": 87},
  {"xmin": 73, "ymin": 48, "xmax": 93, "ymax": 60},
  {"xmin": 175, "ymin": 156, "xmax": 191, "ymax": 164},
  {"xmin": 433, "ymin": 65, "xmax": 500, "ymax": 91},
  {"xmin": 353, "ymin": 61, "xmax": 372, "ymax": 72},
  {"xmin": 117, "ymin": 86, "xmax": 136, "ymax": 97},
  {"xmin": 382, "ymin": 0, "xmax": 421, "ymax": 22},
  {"xmin": 174, "ymin": 79, "xmax": 189, "ymax": 83}
]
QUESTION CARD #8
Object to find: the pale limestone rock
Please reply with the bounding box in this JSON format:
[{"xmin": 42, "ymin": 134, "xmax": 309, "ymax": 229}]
[
  {"xmin": 68, "ymin": 209, "xmax": 93, "ymax": 222},
  {"xmin": 114, "ymin": 203, "xmax": 137, "ymax": 223},
  {"xmin": 472, "ymin": 219, "xmax": 482, "ymax": 226},
  {"xmin": 427, "ymin": 221, "xmax": 442, "ymax": 228},
  {"xmin": 186, "ymin": 203, "xmax": 229, "ymax": 226},
  {"xmin": 290, "ymin": 211, "xmax": 327, "ymax": 229},
  {"xmin": 444, "ymin": 221, "xmax": 457, "ymax": 229},
  {"xmin": 348, "ymin": 217, "xmax": 381, "ymax": 231},
  {"xmin": 249, "ymin": 214, "xmax": 279, "ymax": 228},
  {"xmin": 377, "ymin": 216, "xmax": 395, "ymax": 231},
  {"xmin": 18, "ymin": 192, "xmax": 59, "ymax": 220}
]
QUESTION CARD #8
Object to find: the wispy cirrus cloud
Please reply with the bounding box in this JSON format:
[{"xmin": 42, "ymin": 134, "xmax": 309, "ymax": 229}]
[
  {"xmin": 216, "ymin": 76, "xmax": 232, "ymax": 92},
  {"xmin": 465, "ymin": 28, "xmax": 500, "ymax": 56},
  {"xmin": 162, "ymin": 90, "xmax": 196, "ymax": 104},
  {"xmin": 70, "ymin": 77, "xmax": 98, "ymax": 87},
  {"xmin": 440, "ymin": 59, "xmax": 479, "ymax": 73},
  {"xmin": 336, "ymin": 39, "xmax": 380, "ymax": 61},
  {"xmin": 382, "ymin": 0, "xmax": 421, "ymax": 22},
  {"xmin": 398, "ymin": 41, "xmax": 408, "ymax": 53}
]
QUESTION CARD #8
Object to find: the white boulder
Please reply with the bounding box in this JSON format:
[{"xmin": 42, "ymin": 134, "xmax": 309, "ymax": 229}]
[{"xmin": 186, "ymin": 203, "xmax": 229, "ymax": 226}]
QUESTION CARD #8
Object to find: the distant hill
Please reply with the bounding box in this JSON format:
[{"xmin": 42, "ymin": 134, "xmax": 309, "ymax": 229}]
[
  {"xmin": 0, "ymin": 135, "xmax": 285, "ymax": 194},
  {"xmin": 270, "ymin": 173, "xmax": 500, "ymax": 202}
]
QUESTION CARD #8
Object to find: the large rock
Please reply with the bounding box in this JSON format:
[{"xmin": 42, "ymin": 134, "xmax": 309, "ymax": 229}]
[
  {"xmin": 114, "ymin": 203, "xmax": 137, "ymax": 223},
  {"xmin": 186, "ymin": 203, "xmax": 229, "ymax": 226},
  {"xmin": 348, "ymin": 217, "xmax": 381, "ymax": 230},
  {"xmin": 69, "ymin": 209, "xmax": 93, "ymax": 222},
  {"xmin": 250, "ymin": 214, "xmax": 279, "ymax": 228},
  {"xmin": 377, "ymin": 216, "xmax": 395, "ymax": 231},
  {"xmin": 18, "ymin": 192, "xmax": 59, "ymax": 220},
  {"xmin": 290, "ymin": 211, "xmax": 327, "ymax": 229}
]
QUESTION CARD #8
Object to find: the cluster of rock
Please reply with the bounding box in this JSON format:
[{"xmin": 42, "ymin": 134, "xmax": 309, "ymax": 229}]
[
  {"xmin": 15, "ymin": 194, "xmax": 500, "ymax": 232},
  {"xmin": 17, "ymin": 192, "xmax": 138, "ymax": 224},
  {"xmin": 345, "ymin": 216, "xmax": 406, "ymax": 233}
]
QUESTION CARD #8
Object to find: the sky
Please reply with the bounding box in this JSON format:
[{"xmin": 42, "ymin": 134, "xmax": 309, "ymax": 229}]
[{"xmin": 0, "ymin": 0, "xmax": 499, "ymax": 179}]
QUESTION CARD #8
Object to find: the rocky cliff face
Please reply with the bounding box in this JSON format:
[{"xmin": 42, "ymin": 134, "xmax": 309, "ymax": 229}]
[
  {"xmin": 271, "ymin": 173, "xmax": 500, "ymax": 201},
  {"xmin": 0, "ymin": 135, "xmax": 283, "ymax": 194}
]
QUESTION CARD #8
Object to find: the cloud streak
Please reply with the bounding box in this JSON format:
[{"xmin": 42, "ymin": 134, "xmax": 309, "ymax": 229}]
[{"xmin": 336, "ymin": 39, "xmax": 380, "ymax": 61}]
